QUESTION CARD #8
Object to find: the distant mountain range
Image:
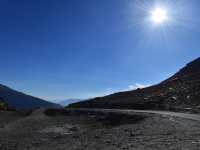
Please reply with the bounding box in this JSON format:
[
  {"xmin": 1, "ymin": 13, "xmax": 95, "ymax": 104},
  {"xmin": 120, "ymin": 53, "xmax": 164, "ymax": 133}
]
[
  {"xmin": 57, "ymin": 99, "xmax": 84, "ymax": 106},
  {"xmin": 69, "ymin": 57, "xmax": 200, "ymax": 112},
  {"xmin": 0, "ymin": 84, "xmax": 59, "ymax": 110}
]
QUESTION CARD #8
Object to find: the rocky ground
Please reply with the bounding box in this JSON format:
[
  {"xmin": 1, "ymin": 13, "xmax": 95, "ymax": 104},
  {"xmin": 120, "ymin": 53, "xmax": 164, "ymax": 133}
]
[{"xmin": 0, "ymin": 109, "xmax": 200, "ymax": 150}]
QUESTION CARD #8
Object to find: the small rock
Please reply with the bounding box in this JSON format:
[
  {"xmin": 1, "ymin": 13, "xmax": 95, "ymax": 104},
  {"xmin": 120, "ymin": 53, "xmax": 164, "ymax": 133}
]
[
  {"xmin": 186, "ymin": 95, "xmax": 191, "ymax": 100},
  {"xmin": 69, "ymin": 126, "xmax": 78, "ymax": 132},
  {"xmin": 171, "ymin": 96, "xmax": 177, "ymax": 100},
  {"xmin": 52, "ymin": 135, "xmax": 62, "ymax": 139},
  {"xmin": 169, "ymin": 87, "xmax": 175, "ymax": 92},
  {"xmin": 72, "ymin": 134, "xmax": 79, "ymax": 139},
  {"xmin": 129, "ymin": 132, "xmax": 135, "ymax": 137},
  {"xmin": 104, "ymin": 140, "xmax": 111, "ymax": 144},
  {"xmin": 94, "ymin": 135, "xmax": 99, "ymax": 139}
]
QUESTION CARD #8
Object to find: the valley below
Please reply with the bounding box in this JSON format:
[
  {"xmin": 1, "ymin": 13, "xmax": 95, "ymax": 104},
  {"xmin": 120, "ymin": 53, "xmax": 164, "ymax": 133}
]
[{"xmin": 0, "ymin": 108, "xmax": 200, "ymax": 150}]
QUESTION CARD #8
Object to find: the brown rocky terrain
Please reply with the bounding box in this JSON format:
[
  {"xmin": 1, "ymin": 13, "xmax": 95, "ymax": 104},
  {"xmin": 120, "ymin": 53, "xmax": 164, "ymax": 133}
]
[{"xmin": 69, "ymin": 57, "xmax": 200, "ymax": 112}]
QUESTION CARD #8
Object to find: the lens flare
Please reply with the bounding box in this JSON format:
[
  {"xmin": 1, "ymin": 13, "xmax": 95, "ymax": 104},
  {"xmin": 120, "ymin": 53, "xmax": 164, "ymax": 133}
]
[{"xmin": 151, "ymin": 8, "xmax": 168, "ymax": 24}]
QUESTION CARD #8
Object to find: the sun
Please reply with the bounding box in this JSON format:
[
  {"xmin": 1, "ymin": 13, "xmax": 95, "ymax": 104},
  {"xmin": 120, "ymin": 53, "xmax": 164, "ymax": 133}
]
[{"xmin": 151, "ymin": 7, "xmax": 168, "ymax": 24}]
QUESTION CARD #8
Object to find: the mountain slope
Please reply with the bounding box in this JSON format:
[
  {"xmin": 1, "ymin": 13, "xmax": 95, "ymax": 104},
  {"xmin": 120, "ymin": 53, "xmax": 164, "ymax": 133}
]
[
  {"xmin": 0, "ymin": 98, "xmax": 14, "ymax": 111},
  {"xmin": 0, "ymin": 84, "xmax": 59, "ymax": 110},
  {"xmin": 69, "ymin": 57, "xmax": 200, "ymax": 111}
]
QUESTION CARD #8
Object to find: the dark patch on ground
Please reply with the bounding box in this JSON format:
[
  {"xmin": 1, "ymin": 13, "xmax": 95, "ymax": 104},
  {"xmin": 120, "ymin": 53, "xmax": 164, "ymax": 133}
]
[
  {"xmin": 44, "ymin": 108, "xmax": 146, "ymax": 127},
  {"xmin": 44, "ymin": 108, "xmax": 70, "ymax": 116}
]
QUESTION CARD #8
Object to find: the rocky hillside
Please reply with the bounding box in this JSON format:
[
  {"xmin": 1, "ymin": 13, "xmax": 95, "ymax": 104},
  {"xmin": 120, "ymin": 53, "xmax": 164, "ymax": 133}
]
[{"xmin": 69, "ymin": 57, "xmax": 200, "ymax": 112}]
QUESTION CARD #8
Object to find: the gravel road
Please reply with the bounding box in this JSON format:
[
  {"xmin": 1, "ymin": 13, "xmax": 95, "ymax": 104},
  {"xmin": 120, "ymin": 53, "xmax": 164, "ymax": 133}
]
[
  {"xmin": 69, "ymin": 108, "xmax": 200, "ymax": 121},
  {"xmin": 0, "ymin": 109, "xmax": 200, "ymax": 150}
]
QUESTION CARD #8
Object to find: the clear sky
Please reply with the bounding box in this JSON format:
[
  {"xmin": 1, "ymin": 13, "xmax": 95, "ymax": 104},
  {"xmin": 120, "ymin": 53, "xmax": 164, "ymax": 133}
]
[{"xmin": 0, "ymin": 0, "xmax": 200, "ymax": 101}]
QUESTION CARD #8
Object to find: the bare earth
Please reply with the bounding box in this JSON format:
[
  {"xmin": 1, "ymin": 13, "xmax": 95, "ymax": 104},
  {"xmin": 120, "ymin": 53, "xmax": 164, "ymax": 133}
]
[{"xmin": 0, "ymin": 109, "xmax": 200, "ymax": 150}]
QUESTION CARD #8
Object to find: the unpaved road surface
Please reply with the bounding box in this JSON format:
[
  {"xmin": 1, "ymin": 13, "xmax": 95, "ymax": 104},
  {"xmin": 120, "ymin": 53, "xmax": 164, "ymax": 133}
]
[
  {"xmin": 69, "ymin": 108, "xmax": 200, "ymax": 121},
  {"xmin": 0, "ymin": 109, "xmax": 200, "ymax": 150}
]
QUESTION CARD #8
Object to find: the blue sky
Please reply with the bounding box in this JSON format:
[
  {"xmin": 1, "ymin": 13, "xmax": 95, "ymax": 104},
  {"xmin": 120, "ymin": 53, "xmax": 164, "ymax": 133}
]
[{"xmin": 0, "ymin": 0, "xmax": 200, "ymax": 101}]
